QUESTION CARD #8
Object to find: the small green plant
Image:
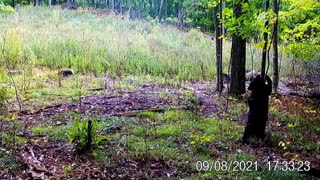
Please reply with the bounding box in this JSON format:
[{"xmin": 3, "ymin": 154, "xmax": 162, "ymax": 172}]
[
  {"xmin": 31, "ymin": 127, "xmax": 47, "ymax": 135},
  {"xmin": 0, "ymin": 114, "xmax": 24, "ymax": 152},
  {"xmin": 138, "ymin": 111, "xmax": 159, "ymax": 137},
  {"xmin": 0, "ymin": 148, "xmax": 21, "ymax": 172},
  {"xmin": 190, "ymin": 133, "xmax": 213, "ymax": 154},
  {"xmin": 0, "ymin": 87, "xmax": 8, "ymax": 114},
  {"xmin": 63, "ymin": 164, "xmax": 72, "ymax": 172},
  {"xmin": 157, "ymin": 125, "xmax": 181, "ymax": 138},
  {"xmin": 68, "ymin": 115, "xmax": 106, "ymax": 153},
  {"xmin": 132, "ymin": 111, "xmax": 159, "ymax": 156},
  {"xmin": 183, "ymin": 90, "xmax": 200, "ymax": 111},
  {"xmin": 163, "ymin": 109, "xmax": 196, "ymax": 122}
]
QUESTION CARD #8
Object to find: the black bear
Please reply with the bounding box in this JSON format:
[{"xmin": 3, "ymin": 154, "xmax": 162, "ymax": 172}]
[
  {"xmin": 242, "ymin": 75, "xmax": 272, "ymax": 143},
  {"xmin": 59, "ymin": 69, "xmax": 74, "ymax": 77}
]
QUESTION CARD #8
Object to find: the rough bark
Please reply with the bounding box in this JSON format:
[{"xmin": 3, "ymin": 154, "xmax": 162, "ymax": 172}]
[
  {"xmin": 272, "ymin": 0, "xmax": 279, "ymax": 92},
  {"xmin": 177, "ymin": 0, "xmax": 183, "ymax": 29},
  {"xmin": 230, "ymin": 1, "xmax": 247, "ymax": 96}
]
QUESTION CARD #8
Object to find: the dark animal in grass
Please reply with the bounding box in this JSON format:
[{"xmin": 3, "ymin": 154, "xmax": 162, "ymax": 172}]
[
  {"xmin": 242, "ymin": 75, "xmax": 272, "ymax": 143},
  {"xmin": 59, "ymin": 69, "xmax": 74, "ymax": 77}
]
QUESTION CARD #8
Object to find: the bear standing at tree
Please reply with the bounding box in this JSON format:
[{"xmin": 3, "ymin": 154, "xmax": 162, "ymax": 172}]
[{"xmin": 242, "ymin": 75, "xmax": 272, "ymax": 143}]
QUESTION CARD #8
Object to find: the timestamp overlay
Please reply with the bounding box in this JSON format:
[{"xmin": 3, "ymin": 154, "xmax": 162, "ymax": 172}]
[
  {"xmin": 267, "ymin": 160, "xmax": 311, "ymax": 172},
  {"xmin": 195, "ymin": 160, "xmax": 259, "ymax": 172},
  {"xmin": 195, "ymin": 160, "xmax": 311, "ymax": 172}
]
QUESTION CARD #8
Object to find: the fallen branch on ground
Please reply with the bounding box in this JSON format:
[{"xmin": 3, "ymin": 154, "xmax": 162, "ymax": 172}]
[{"xmin": 111, "ymin": 106, "xmax": 188, "ymax": 117}]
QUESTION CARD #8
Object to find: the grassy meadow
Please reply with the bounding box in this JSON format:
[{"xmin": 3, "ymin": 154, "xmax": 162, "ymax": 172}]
[
  {"xmin": 0, "ymin": 6, "xmax": 294, "ymax": 81},
  {"xmin": 1, "ymin": 6, "xmax": 217, "ymax": 80}
]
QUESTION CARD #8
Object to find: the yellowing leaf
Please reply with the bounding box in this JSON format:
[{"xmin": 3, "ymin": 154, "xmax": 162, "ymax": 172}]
[{"xmin": 288, "ymin": 123, "xmax": 295, "ymax": 128}]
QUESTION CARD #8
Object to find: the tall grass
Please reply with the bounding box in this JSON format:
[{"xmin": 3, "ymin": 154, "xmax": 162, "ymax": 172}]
[
  {"xmin": 0, "ymin": 6, "xmax": 292, "ymax": 81},
  {"xmin": 0, "ymin": 7, "xmax": 216, "ymax": 80}
]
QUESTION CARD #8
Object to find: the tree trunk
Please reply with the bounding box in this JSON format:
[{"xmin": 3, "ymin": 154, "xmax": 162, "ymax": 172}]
[
  {"xmin": 157, "ymin": 0, "xmax": 164, "ymax": 22},
  {"xmin": 214, "ymin": 0, "xmax": 223, "ymax": 95},
  {"xmin": 222, "ymin": 1, "xmax": 226, "ymax": 35},
  {"xmin": 149, "ymin": 0, "xmax": 153, "ymax": 16},
  {"xmin": 177, "ymin": 0, "xmax": 183, "ymax": 29},
  {"xmin": 138, "ymin": 2, "xmax": 141, "ymax": 19},
  {"xmin": 272, "ymin": 0, "xmax": 279, "ymax": 92},
  {"xmin": 230, "ymin": 1, "xmax": 247, "ymax": 96},
  {"xmin": 111, "ymin": 0, "xmax": 115, "ymax": 12},
  {"xmin": 261, "ymin": 0, "xmax": 270, "ymax": 79},
  {"xmin": 165, "ymin": 0, "xmax": 168, "ymax": 18},
  {"xmin": 129, "ymin": 6, "xmax": 133, "ymax": 20}
]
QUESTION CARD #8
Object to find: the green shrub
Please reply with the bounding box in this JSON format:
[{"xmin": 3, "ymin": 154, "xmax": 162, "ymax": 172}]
[
  {"xmin": 1, "ymin": 30, "xmax": 24, "ymax": 69},
  {"xmin": 31, "ymin": 127, "xmax": 47, "ymax": 135},
  {"xmin": 0, "ymin": 87, "xmax": 8, "ymax": 114},
  {"xmin": 0, "ymin": 3, "xmax": 14, "ymax": 17},
  {"xmin": 68, "ymin": 116, "xmax": 106, "ymax": 152}
]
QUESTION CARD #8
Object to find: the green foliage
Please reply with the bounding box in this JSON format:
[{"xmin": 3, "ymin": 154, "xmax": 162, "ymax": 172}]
[
  {"xmin": 260, "ymin": 167, "xmax": 310, "ymax": 180},
  {"xmin": 68, "ymin": 115, "xmax": 106, "ymax": 152},
  {"xmin": 0, "ymin": 114, "xmax": 26, "ymax": 150},
  {"xmin": 0, "ymin": 3, "xmax": 14, "ymax": 17},
  {"xmin": 190, "ymin": 134, "xmax": 212, "ymax": 146},
  {"xmin": 223, "ymin": 1, "xmax": 263, "ymax": 39},
  {"xmin": 0, "ymin": 87, "xmax": 8, "ymax": 114},
  {"xmin": 281, "ymin": 0, "xmax": 320, "ymax": 61},
  {"xmin": 182, "ymin": 90, "xmax": 200, "ymax": 111},
  {"xmin": 157, "ymin": 125, "xmax": 181, "ymax": 137},
  {"xmin": 31, "ymin": 127, "xmax": 47, "ymax": 135},
  {"xmin": 0, "ymin": 149, "xmax": 22, "ymax": 172},
  {"xmin": 138, "ymin": 111, "xmax": 158, "ymax": 119},
  {"xmin": 48, "ymin": 125, "xmax": 70, "ymax": 141},
  {"xmin": 1, "ymin": 29, "xmax": 24, "ymax": 69},
  {"xmin": 286, "ymin": 43, "xmax": 320, "ymax": 61},
  {"xmin": 163, "ymin": 109, "xmax": 196, "ymax": 122}
]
